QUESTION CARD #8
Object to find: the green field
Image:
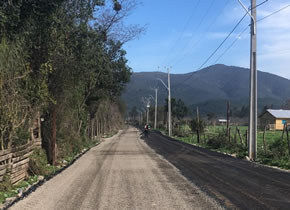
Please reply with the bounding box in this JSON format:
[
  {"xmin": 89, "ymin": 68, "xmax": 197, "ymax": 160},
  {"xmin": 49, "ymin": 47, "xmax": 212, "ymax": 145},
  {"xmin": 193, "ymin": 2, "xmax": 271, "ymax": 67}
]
[
  {"xmin": 163, "ymin": 125, "xmax": 290, "ymax": 169},
  {"xmin": 175, "ymin": 125, "xmax": 283, "ymax": 148}
]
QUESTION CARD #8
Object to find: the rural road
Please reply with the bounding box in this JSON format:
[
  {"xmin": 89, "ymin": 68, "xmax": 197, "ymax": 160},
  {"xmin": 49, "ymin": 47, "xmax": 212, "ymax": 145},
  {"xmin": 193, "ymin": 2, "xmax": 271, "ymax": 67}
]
[
  {"xmin": 146, "ymin": 131, "xmax": 290, "ymax": 210},
  {"xmin": 10, "ymin": 127, "xmax": 222, "ymax": 210}
]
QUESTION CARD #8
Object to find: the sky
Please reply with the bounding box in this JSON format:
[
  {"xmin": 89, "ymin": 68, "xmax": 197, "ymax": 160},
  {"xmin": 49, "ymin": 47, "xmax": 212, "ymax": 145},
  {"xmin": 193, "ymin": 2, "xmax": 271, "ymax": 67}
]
[{"xmin": 122, "ymin": 0, "xmax": 290, "ymax": 79}]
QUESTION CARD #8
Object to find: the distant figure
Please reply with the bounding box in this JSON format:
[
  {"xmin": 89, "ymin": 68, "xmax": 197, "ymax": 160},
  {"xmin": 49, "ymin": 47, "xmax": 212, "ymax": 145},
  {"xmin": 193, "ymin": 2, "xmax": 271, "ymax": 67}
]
[{"xmin": 142, "ymin": 124, "xmax": 149, "ymax": 138}]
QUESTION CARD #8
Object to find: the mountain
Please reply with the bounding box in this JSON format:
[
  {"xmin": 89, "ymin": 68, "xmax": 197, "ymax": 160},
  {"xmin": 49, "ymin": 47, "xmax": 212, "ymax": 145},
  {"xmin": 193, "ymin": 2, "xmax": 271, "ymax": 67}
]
[{"xmin": 122, "ymin": 64, "xmax": 290, "ymax": 116}]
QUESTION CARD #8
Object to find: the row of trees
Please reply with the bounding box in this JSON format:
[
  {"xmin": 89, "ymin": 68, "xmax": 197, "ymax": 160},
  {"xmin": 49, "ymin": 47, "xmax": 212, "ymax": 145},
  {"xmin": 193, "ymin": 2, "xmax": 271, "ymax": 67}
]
[{"xmin": 0, "ymin": 0, "xmax": 142, "ymax": 164}]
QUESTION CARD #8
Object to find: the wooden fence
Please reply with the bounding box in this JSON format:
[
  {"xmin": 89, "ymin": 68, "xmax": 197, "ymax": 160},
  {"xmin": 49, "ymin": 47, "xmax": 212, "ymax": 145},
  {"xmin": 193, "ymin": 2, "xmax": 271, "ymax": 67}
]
[
  {"xmin": 0, "ymin": 114, "xmax": 42, "ymax": 184},
  {"xmin": 0, "ymin": 140, "xmax": 39, "ymax": 184}
]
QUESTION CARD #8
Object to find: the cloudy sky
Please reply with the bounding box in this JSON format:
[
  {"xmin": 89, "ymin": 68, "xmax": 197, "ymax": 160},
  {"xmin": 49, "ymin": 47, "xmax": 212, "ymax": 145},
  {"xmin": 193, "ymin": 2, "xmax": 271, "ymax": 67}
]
[{"xmin": 123, "ymin": 0, "xmax": 290, "ymax": 79}]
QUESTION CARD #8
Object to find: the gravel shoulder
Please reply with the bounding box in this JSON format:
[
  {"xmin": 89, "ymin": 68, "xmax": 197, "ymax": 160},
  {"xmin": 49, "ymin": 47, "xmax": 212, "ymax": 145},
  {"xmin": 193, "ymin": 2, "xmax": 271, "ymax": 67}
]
[{"xmin": 9, "ymin": 127, "xmax": 223, "ymax": 210}]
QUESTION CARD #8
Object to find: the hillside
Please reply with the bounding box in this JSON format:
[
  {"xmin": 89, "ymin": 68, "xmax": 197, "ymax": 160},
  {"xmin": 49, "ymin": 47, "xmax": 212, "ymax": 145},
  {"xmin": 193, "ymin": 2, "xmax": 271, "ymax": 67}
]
[{"xmin": 122, "ymin": 64, "xmax": 290, "ymax": 116}]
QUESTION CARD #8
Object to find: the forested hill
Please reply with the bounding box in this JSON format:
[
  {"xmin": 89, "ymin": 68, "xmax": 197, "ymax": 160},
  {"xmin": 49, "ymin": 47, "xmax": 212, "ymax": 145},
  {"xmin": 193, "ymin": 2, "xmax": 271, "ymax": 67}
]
[{"xmin": 122, "ymin": 64, "xmax": 290, "ymax": 115}]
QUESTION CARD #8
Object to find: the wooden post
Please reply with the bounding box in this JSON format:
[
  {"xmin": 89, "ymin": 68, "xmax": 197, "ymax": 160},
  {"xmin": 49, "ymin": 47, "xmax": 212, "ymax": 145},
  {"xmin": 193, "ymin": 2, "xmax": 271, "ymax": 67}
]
[
  {"xmin": 262, "ymin": 125, "xmax": 267, "ymax": 153},
  {"xmin": 237, "ymin": 127, "xmax": 243, "ymax": 145},
  {"xmin": 282, "ymin": 123, "xmax": 286, "ymax": 141},
  {"xmin": 245, "ymin": 129, "xmax": 248, "ymax": 147},
  {"xmin": 234, "ymin": 127, "xmax": 237, "ymax": 144},
  {"xmin": 196, "ymin": 107, "xmax": 200, "ymax": 144},
  {"xmin": 286, "ymin": 124, "xmax": 290, "ymax": 155},
  {"xmin": 228, "ymin": 127, "xmax": 231, "ymax": 143}
]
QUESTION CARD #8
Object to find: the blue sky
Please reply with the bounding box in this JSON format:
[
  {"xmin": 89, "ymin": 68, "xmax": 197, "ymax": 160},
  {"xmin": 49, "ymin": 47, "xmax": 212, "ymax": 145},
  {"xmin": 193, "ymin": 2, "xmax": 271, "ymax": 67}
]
[{"xmin": 123, "ymin": 0, "xmax": 290, "ymax": 79}]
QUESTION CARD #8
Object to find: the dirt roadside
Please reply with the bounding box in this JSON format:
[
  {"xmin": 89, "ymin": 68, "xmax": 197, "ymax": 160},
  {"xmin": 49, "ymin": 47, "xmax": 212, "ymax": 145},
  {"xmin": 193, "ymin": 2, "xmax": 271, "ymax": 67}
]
[{"xmin": 9, "ymin": 127, "xmax": 223, "ymax": 210}]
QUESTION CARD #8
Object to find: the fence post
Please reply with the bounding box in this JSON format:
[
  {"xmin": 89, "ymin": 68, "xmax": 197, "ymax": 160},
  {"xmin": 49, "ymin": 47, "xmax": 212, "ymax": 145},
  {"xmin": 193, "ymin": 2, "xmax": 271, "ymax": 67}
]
[
  {"xmin": 237, "ymin": 127, "xmax": 243, "ymax": 145},
  {"xmin": 282, "ymin": 123, "xmax": 286, "ymax": 141},
  {"xmin": 228, "ymin": 128, "xmax": 231, "ymax": 143},
  {"xmin": 286, "ymin": 124, "xmax": 290, "ymax": 155},
  {"xmin": 263, "ymin": 125, "xmax": 267, "ymax": 153},
  {"xmin": 245, "ymin": 129, "xmax": 248, "ymax": 147},
  {"xmin": 196, "ymin": 107, "xmax": 200, "ymax": 144}
]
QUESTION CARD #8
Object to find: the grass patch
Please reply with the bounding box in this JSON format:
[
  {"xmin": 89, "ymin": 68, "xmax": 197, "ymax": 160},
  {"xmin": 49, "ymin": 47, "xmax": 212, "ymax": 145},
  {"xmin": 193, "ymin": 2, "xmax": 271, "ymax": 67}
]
[
  {"xmin": 0, "ymin": 175, "xmax": 39, "ymax": 204},
  {"xmin": 160, "ymin": 125, "xmax": 290, "ymax": 169}
]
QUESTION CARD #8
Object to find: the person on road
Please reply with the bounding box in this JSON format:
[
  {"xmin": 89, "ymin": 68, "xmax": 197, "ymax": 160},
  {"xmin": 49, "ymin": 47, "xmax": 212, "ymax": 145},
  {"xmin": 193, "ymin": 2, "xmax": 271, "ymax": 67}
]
[{"xmin": 142, "ymin": 124, "xmax": 149, "ymax": 138}]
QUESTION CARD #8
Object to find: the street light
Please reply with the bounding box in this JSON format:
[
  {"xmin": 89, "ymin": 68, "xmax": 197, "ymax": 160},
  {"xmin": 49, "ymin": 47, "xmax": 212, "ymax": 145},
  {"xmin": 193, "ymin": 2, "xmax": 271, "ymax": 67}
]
[
  {"xmin": 157, "ymin": 67, "xmax": 172, "ymax": 136},
  {"xmin": 146, "ymin": 104, "xmax": 150, "ymax": 124},
  {"xmin": 238, "ymin": 0, "xmax": 257, "ymax": 160}
]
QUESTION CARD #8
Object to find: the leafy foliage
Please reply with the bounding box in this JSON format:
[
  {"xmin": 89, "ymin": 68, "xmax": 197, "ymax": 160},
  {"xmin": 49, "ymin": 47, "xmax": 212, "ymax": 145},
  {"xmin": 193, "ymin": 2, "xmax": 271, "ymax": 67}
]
[{"xmin": 0, "ymin": 0, "xmax": 141, "ymax": 164}]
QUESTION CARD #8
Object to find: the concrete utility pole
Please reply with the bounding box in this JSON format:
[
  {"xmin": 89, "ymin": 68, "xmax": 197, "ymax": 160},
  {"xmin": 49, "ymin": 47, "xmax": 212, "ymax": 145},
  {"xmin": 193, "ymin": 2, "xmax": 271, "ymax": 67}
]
[
  {"xmin": 157, "ymin": 67, "xmax": 172, "ymax": 136},
  {"xmin": 154, "ymin": 88, "xmax": 158, "ymax": 129},
  {"xmin": 238, "ymin": 0, "xmax": 257, "ymax": 160},
  {"xmin": 168, "ymin": 68, "xmax": 172, "ymax": 136}
]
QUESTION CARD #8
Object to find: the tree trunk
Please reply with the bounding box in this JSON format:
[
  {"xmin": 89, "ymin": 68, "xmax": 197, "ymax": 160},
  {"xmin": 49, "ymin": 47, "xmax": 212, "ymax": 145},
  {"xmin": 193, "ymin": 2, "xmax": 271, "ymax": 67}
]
[{"xmin": 51, "ymin": 105, "xmax": 57, "ymax": 165}]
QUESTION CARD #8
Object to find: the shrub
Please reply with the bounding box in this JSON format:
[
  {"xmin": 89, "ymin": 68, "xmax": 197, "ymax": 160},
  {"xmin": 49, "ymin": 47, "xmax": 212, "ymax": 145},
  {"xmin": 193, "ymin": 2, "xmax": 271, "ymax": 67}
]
[
  {"xmin": 29, "ymin": 148, "xmax": 55, "ymax": 176},
  {"xmin": 175, "ymin": 124, "xmax": 192, "ymax": 137}
]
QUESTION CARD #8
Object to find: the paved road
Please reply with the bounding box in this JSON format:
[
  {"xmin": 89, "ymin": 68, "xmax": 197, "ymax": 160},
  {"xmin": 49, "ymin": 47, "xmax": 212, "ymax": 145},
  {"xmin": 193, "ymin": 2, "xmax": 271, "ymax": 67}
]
[
  {"xmin": 10, "ymin": 127, "xmax": 222, "ymax": 210},
  {"xmin": 146, "ymin": 131, "xmax": 290, "ymax": 210}
]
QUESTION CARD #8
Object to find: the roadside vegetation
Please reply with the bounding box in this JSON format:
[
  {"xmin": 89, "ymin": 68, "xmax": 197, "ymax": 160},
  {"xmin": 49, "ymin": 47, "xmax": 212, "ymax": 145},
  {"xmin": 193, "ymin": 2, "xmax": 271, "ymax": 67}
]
[
  {"xmin": 0, "ymin": 0, "xmax": 141, "ymax": 201},
  {"xmin": 130, "ymin": 98, "xmax": 290, "ymax": 170}
]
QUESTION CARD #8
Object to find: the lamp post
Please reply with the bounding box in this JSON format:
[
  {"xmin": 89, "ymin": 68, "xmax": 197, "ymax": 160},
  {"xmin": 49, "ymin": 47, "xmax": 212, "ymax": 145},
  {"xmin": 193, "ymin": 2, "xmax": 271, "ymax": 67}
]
[
  {"xmin": 146, "ymin": 104, "xmax": 150, "ymax": 124},
  {"xmin": 238, "ymin": 0, "xmax": 257, "ymax": 160},
  {"xmin": 157, "ymin": 67, "xmax": 172, "ymax": 136}
]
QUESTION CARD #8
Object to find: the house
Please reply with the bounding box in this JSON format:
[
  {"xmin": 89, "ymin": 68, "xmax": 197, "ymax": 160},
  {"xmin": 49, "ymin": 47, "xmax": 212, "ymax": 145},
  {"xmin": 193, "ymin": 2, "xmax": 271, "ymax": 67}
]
[
  {"xmin": 259, "ymin": 109, "xmax": 290, "ymax": 130},
  {"xmin": 217, "ymin": 119, "xmax": 228, "ymax": 125}
]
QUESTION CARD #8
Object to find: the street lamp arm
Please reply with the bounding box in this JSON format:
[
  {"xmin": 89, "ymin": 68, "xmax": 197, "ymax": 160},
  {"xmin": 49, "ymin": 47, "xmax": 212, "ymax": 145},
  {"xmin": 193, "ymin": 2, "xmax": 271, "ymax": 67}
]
[
  {"xmin": 238, "ymin": 0, "xmax": 256, "ymax": 34},
  {"xmin": 149, "ymin": 95, "xmax": 154, "ymax": 100},
  {"xmin": 157, "ymin": 78, "xmax": 168, "ymax": 90}
]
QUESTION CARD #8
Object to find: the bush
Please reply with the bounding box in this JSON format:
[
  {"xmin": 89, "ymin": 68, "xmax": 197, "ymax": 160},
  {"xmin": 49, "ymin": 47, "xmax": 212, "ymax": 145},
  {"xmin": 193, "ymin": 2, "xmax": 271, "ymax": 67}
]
[
  {"xmin": 175, "ymin": 124, "xmax": 192, "ymax": 137},
  {"xmin": 269, "ymin": 138, "xmax": 289, "ymax": 158},
  {"xmin": 191, "ymin": 118, "xmax": 206, "ymax": 133},
  {"xmin": 205, "ymin": 131, "xmax": 247, "ymax": 158},
  {"xmin": 29, "ymin": 148, "xmax": 55, "ymax": 176},
  {"xmin": 206, "ymin": 131, "xmax": 227, "ymax": 149},
  {"xmin": 258, "ymin": 138, "xmax": 290, "ymax": 169}
]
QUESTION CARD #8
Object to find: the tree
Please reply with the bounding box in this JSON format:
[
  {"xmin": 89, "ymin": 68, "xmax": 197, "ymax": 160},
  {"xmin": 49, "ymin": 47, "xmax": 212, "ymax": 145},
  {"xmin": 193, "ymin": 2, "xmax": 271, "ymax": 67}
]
[
  {"xmin": 176, "ymin": 99, "xmax": 188, "ymax": 120},
  {"xmin": 0, "ymin": 0, "xmax": 141, "ymax": 166},
  {"xmin": 165, "ymin": 98, "xmax": 188, "ymax": 120}
]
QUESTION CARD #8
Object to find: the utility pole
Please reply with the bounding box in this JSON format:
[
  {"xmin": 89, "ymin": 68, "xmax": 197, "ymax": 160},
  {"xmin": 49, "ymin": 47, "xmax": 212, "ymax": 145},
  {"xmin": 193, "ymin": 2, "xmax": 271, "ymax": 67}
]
[
  {"xmin": 238, "ymin": 0, "xmax": 257, "ymax": 160},
  {"xmin": 249, "ymin": 0, "xmax": 257, "ymax": 161},
  {"xmin": 154, "ymin": 88, "xmax": 158, "ymax": 129},
  {"xmin": 157, "ymin": 67, "xmax": 172, "ymax": 136},
  {"xmin": 227, "ymin": 101, "xmax": 230, "ymax": 136},
  {"xmin": 168, "ymin": 68, "xmax": 172, "ymax": 136}
]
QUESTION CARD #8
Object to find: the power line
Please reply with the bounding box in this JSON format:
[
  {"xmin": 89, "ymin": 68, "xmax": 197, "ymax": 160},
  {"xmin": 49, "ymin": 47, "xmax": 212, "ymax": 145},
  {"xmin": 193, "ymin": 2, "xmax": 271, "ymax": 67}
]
[
  {"xmin": 257, "ymin": 4, "xmax": 290, "ymax": 22},
  {"xmin": 169, "ymin": 0, "xmax": 231, "ymax": 67},
  {"xmin": 258, "ymin": 49, "xmax": 290, "ymax": 56},
  {"xmin": 172, "ymin": 12, "xmax": 248, "ymax": 88},
  {"xmin": 213, "ymin": 4, "xmax": 290, "ymax": 64},
  {"xmin": 160, "ymin": 0, "xmax": 201, "ymax": 67},
  {"xmin": 164, "ymin": 0, "xmax": 215, "ymax": 67},
  {"xmin": 214, "ymin": 26, "xmax": 249, "ymax": 64}
]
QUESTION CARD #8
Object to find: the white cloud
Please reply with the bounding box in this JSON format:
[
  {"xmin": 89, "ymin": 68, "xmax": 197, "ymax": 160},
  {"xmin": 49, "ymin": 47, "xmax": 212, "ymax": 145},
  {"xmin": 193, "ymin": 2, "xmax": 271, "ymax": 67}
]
[{"xmin": 255, "ymin": 0, "xmax": 290, "ymax": 79}]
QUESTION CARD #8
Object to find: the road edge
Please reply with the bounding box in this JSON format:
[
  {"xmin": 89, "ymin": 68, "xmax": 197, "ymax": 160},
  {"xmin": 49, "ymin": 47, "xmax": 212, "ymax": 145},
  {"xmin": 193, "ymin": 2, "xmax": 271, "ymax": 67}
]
[
  {"xmin": 152, "ymin": 130, "xmax": 290, "ymax": 173},
  {"xmin": 2, "ymin": 130, "xmax": 123, "ymax": 210}
]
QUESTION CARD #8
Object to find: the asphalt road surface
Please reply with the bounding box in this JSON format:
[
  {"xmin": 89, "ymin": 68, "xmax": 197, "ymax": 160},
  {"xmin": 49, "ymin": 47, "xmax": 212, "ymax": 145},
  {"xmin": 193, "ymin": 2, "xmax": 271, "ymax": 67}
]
[
  {"xmin": 10, "ymin": 127, "xmax": 222, "ymax": 210},
  {"xmin": 146, "ymin": 131, "xmax": 290, "ymax": 210}
]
